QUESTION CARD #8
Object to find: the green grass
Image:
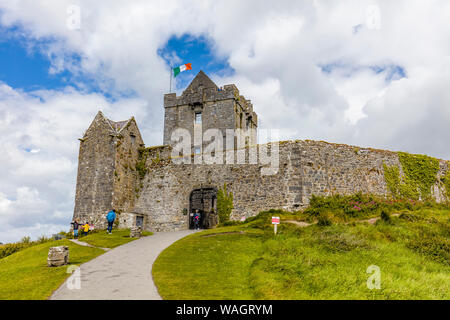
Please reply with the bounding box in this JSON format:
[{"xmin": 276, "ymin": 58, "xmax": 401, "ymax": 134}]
[
  {"xmin": 80, "ymin": 229, "xmax": 153, "ymax": 249},
  {"xmin": 153, "ymin": 207, "xmax": 450, "ymax": 300},
  {"xmin": 0, "ymin": 229, "xmax": 153, "ymax": 300},
  {"xmin": 0, "ymin": 239, "xmax": 104, "ymax": 300},
  {"xmin": 153, "ymin": 227, "xmax": 264, "ymax": 299}
]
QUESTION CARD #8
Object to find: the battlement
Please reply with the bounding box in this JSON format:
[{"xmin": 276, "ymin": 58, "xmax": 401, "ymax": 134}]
[{"xmin": 163, "ymin": 71, "xmax": 258, "ymax": 147}]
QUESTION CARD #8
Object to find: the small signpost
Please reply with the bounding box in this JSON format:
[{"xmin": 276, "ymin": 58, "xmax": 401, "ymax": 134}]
[{"xmin": 272, "ymin": 216, "xmax": 280, "ymax": 234}]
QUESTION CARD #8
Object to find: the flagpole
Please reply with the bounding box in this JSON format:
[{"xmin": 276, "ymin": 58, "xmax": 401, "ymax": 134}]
[{"xmin": 169, "ymin": 67, "xmax": 172, "ymax": 93}]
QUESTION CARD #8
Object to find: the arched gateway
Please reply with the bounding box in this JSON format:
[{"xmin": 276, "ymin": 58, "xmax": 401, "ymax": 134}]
[{"xmin": 189, "ymin": 188, "xmax": 218, "ymax": 229}]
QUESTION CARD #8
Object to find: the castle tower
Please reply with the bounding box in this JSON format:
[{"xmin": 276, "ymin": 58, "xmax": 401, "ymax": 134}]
[
  {"xmin": 73, "ymin": 111, "xmax": 144, "ymax": 228},
  {"xmin": 163, "ymin": 71, "xmax": 258, "ymax": 153}
]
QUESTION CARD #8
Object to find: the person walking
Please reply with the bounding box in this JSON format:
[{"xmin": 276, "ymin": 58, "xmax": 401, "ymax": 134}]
[{"xmin": 106, "ymin": 209, "xmax": 116, "ymax": 234}]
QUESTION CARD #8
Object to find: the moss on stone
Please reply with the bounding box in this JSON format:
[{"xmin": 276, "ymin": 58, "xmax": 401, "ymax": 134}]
[
  {"xmin": 442, "ymin": 168, "xmax": 450, "ymax": 200},
  {"xmin": 383, "ymin": 152, "xmax": 440, "ymax": 200},
  {"xmin": 136, "ymin": 147, "xmax": 149, "ymax": 179}
]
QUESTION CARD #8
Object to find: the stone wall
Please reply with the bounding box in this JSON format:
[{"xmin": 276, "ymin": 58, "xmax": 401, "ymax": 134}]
[
  {"xmin": 73, "ymin": 112, "xmax": 144, "ymax": 229},
  {"xmin": 163, "ymin": 71, "xmax": 257, "ymax": 149},
  {"xmin": 111, "ymin": 118, "xmax": 144, "ymax": 216},
  {"xmin": 132, "ymin": 140, "xmax": 448, "ymax": 232},
  {"xmin": 73, "ymin": 112, "xmax": 116, "ymax": 227}
]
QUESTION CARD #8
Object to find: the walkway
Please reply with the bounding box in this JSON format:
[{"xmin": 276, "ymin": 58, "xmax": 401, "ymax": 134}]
[{"xmin": 51, "ymin": 230, "xmax": 196, "ymax": 300}]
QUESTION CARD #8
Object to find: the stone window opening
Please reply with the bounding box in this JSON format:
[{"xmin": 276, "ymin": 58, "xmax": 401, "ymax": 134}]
[{"xmin": 195, "ymin": 112, "xmax": 202, "ymax": 124}]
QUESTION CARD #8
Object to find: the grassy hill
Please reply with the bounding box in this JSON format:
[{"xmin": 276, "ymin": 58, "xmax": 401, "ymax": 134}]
[
  {"xmin": 0, "ymin": 229, "xmax": 152, "ymax": 300},
  {"xmin": 153, "ymin": 195, "xmax": 450, "ymax": 300}
]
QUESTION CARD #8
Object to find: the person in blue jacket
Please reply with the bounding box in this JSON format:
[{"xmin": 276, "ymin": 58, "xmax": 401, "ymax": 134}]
[{"xmin": 106, "ymin": 209, "xmax": 116, "ymax": 234}]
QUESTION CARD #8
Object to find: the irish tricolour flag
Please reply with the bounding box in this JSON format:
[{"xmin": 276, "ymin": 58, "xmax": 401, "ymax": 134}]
[{"xmin": 173, "ymin": 63, "xmax": 192, "ymax": 77}]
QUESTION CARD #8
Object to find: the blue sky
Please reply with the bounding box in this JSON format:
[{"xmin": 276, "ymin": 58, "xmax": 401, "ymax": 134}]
[
  {"xmin": 158, "ymin": 34, "xmax": 234, "ymax": 91},
  {"xmin": 0, "ymin": 28, "xmax": 71, "ymax": 91},
  {"xmin": 0, "ymin": 28, "xmax": 229, "ymax": 95}
]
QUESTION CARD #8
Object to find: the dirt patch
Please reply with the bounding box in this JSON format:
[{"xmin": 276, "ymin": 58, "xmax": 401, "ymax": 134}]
[{"xmin": 285, "ymin": 220, "xmax": 313, "ymax": 227}]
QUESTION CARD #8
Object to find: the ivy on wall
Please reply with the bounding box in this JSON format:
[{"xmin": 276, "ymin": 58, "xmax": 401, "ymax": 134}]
[
  {"xmin": 217, "ymin": 183, "xmax": 233, "ymax": 223},
  {"xmin": 136, "ymin": 147, "xmax": 149, "ymax": 179},
  {"xmin": 442, "ymin": 167, "xmax": 450, "ymax": 200},
  {"xmin": 383, "ymin": 152, "xmax": 440, "ymax": 200}
]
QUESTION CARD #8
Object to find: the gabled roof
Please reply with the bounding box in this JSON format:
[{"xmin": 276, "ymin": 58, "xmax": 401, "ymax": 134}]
[
  {"xmin": 182, "ymin": 70, "xmax": 218, "ymax": 96},
  {"xmin": 89, "ymin": 111, "xmax": 131, "ymax": 134},
  {"xmin": 107, "ymin": 119, "xmax": 129, "ymax": 132}
]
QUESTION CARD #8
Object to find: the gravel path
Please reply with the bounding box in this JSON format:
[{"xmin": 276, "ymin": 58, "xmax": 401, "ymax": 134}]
[{"xmin": 51, "ymin": 230, "xmax": 196, "ymax": 300}]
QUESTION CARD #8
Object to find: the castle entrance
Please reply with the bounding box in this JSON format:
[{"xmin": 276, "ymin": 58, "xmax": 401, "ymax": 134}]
[{"xmin": 189, "ymin": 188, "xmax": 218, "ymax": 229}]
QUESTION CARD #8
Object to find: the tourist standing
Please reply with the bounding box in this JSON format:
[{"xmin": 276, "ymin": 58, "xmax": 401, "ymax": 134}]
[
  {"xmin": 71, "ymin": 219, "xmax": 80, "ymax": 239},
  {"xmin": 83, "ymin": 222, "xmax": 90, "ymax": 236},
  {"xmin": 193, "ymin": 210, "xmax": 200, "ymax": 230}
]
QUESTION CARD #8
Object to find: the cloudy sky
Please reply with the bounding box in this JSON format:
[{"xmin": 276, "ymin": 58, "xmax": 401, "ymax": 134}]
[{"xmin": 0, "ymin": 1, "xmax": 449, "ymax": 243}]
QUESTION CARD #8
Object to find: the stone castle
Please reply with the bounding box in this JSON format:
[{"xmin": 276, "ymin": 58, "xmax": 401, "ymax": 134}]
[{"xmin": 73, "ymin": 71, "xmax": 449, "ymax": 231}]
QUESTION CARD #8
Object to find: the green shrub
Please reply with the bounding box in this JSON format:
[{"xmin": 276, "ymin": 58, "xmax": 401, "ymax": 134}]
[
  {"xmin": 217, "ymin": 183, "xmax": 233, "ymax": 224},
  {"xmin": 408, "ymin": 235, "xmax": 449, "ymax": 264},
  {"xmin": 317, "ymin": 213, "xmax": 332, "ymax": 226},
  {"xmin": 135, "ymin": 147, "xmax": 149, "ymax": 179},
  {"xmin": 380, "ymin": 210, "xmax": 392, "ymax": 223},
  {"xmin": 0, "ymin": 235, "xmax": 55, "ymax": 259},
  {"xmin": 399, "ymin": 212, "xmax": 421, "ymax": 222},
  {"xmin": 21, "ymin": 236, "xmax": 31, "ymax": 244},
  {"xmin": 442, "ymin": 169, "xmax": 450, "ymax": 200},
  {"xmin": 304, "ymin": 193, "xmax": 449, "ymax": 223}
]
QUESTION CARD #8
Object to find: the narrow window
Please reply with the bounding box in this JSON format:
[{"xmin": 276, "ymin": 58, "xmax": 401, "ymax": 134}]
[
  {"xmin": 194, "ymin": 146, "xmax": 201, "ymax": 154},
  {"xmin": 195, "ymin": 112, "xmax": 202, "ymax": 124}
]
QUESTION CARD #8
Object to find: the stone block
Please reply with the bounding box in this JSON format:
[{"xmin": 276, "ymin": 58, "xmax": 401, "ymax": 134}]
[
  {"xmin": 130, "ymin": 226, "xmax": 142, "ymax": 238},
  {"xmin": 47, "ymin": 246, "xmax": 69, "ymax": 267}
]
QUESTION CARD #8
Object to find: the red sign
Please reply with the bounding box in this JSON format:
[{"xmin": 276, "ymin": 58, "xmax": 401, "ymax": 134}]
[{"xmin": 272, "ymin": 217, "xmax": 280, "ymax": 224}]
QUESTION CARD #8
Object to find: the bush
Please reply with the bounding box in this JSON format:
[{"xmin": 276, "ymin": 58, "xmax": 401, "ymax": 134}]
[
  {"xmin": 303, "ymin": 193, "xmax": 450, "ymax": 222},
  {"xmin": 408, "ymin": 235, "xmax": 449, "ymax": 264},
  {"xmin": 380, "ymin": 210, "xmax": 392, "ymax": 223},
  {"xmin": 0, "ymin": 243, "xmax": 28, "ymax": 259},
  {"xmin": 217, "ymin": 183, "xmax": 233, "ymax": 224},
  {"xmin": 317, "ymin": 213, "xmax": 332, "ymax": 226},
  {"xmin": 0, "ymin": 234, "xmax": 56, "ymax": 259}
]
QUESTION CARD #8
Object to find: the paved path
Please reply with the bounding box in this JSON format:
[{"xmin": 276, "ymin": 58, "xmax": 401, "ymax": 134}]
[
  {"xmin": 69, "ymin": 238, "xmax": 111, "ymax": 251},
  {"xmin": 51, "ymin": 230, "xmax": 196, "ymax": 300}
]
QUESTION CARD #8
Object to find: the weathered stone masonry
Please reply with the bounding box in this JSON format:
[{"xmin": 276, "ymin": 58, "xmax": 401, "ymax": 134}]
[
  {"xmin": 131, "ymin": 141, "xmax": 448, "ymax": 232},
  {"xmin": 73, "ymin": 71, "xmax": 449, "ymax": 232},
  {"xmin": 73, "ymin": 111, "xmax": 144, "ymax": 228}
]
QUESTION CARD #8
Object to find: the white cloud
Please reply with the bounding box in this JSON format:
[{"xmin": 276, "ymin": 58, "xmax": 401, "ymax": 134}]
[
  {"xmin": 0, "ymin": 0, "xmax": 449, "ymax": 242},
  {"xmin": 0, "ymin": 82, "xmax": 148, "ymax": 242}
]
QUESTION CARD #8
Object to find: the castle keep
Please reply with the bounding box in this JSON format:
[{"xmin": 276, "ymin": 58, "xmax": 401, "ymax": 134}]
[{"xmin": 73, "ymin": 71, "xmax": 449, "ymax": 231}]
